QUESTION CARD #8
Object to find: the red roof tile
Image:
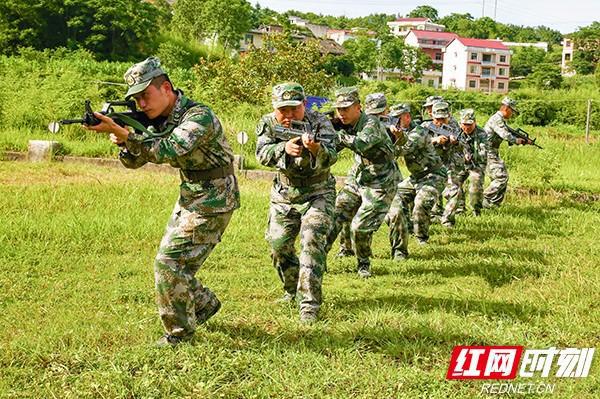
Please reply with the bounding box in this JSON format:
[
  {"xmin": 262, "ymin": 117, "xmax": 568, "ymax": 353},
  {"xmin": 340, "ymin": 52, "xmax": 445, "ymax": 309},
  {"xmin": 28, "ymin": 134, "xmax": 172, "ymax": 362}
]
[
  {"xmin": 394, "ymin": 17, "xmax": 430, "ymax": 22},
  {"xmin": 454, "ymin": 37, "xmax": 510, "ymax": 50},
  {"xmin": 409, "ymin": 29, "xmax": 459, "ymax": 40}
]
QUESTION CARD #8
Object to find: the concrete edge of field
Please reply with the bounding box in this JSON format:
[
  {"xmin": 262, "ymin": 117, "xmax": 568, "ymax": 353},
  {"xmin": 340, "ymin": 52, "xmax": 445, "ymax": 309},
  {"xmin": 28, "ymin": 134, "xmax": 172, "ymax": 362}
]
[{"xmin": 1, "ymin": 151, "xmax": 347, "ymax": 185}]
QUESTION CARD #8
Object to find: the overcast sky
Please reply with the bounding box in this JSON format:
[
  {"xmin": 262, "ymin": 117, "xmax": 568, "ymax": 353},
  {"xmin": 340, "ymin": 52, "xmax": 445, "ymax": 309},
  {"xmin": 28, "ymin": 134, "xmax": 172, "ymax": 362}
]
[{"xmin": 253, "ymin": 0, "xmax": 598, "ymax": 33}]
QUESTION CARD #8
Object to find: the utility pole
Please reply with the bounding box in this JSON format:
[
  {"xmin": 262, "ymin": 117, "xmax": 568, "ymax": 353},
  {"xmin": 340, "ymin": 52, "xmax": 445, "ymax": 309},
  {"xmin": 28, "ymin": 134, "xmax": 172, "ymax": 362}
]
[
  {"xmin": 482, "ymin": 0, "xmax": 485, "ymax": 18},
  {"xmin": 494, "ymin": 0, "xmax": 498, "ymax": 20}
]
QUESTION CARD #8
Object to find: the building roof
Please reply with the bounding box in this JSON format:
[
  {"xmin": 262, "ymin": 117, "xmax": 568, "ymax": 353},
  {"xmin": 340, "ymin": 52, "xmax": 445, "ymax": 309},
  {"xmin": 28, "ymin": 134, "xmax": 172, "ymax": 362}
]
[
  {"xmin": 409, "ymin": 29, "xmax": 458, "ymax": 40},
  {"xmin": 453, "ymin": 37, "xmax": 510, "ymax": 50},
  {"xmin": 393, "ymin": 17, "xmax": 430, "ymax": 22}
]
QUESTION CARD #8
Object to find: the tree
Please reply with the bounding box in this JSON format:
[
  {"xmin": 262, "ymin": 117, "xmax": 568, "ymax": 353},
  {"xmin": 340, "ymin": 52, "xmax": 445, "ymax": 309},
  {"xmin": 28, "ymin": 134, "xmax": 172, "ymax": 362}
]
[
  {"xmin": 378, "ymin": 36, "xmax": 432, "ymax": 79},
  {"xmin": 407, "ymin": 5, "xmax": 439, "ymax": 22},
  {"xmin": 571, "ymin": 22, "xmax": 600, "ymax": 75},
  {"xmin": 510, "ymin": 47, "xmax": 546, "ymax": 77},
  {"xmin": 343, "ymin": 35, "xmax": 378, "ymax": 75},
  {"xmin": 0, "ymin": 0, "xmax": 166, "ymax": 60},
  {"xmin": 527, "ymin": 64, "xmax": 563, "ymax": 89},
  {"xmin": 173, "ymin": 0, "xmax": 252, "ymax": 49}
]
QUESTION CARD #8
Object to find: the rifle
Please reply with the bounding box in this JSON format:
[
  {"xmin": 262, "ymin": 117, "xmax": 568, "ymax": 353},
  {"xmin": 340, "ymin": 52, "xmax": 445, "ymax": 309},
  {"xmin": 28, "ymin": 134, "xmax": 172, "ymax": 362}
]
[
  {"xmin": 424, "ymin": 122, "xmax": 476, "ymax": 168},
  {"xmin": 60, "ymin": 99, "xmax": 152, "ymax": 134},
  {"xmin": 507, "ymin": 125, "xmax": 543, "ymax": 149},
  {"xmin": 273, "ymin": 120, "xmax": 334, "ymax": 144}
]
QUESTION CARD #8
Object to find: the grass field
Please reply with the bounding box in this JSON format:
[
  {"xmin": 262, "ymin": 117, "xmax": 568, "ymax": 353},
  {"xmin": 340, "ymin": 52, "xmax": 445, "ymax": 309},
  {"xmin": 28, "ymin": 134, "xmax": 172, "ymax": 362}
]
[{"xmin": 0, "ymin": 155, "xmax": 599, "ymax": 397}]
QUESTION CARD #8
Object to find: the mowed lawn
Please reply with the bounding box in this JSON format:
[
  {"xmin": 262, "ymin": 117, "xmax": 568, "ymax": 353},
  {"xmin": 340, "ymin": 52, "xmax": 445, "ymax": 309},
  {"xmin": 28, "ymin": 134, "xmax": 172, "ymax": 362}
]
[{"xmin": 0, "ymin": 160, "xmax": 598, "ymax": 398}]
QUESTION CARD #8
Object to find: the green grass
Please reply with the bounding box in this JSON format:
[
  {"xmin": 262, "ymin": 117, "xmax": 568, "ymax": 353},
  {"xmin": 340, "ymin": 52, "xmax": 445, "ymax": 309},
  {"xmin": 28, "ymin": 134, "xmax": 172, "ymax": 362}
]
[{"xmin": 0, "ymin": 160, "xmax": 598, "ymax": 398}]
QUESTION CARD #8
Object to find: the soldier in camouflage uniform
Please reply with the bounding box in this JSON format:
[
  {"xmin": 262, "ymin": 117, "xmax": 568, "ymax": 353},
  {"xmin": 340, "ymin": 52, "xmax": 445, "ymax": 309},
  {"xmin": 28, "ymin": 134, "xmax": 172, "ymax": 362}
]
[
  {"xmin": 421, "ymin": 95, "xmax": 443, "ymax": 123},
  {"xmin": 483, "ymin": 97, "xmax": 532, "ymax": 208},
  {"xmin": 441, "ymin": 109, "xmax": 488, "ymax": 226},
  {"xmin": 256, "ymin": 83, "xmax": 337, "ymax": 323},
  {"xmin": 336, "ymin": 92, "xmax": 391, "ymax": 259},
  {"xmin": 389, "ymin": 103, "xmax": 446, "ymax": 248},
  {"xmin": 325, "ymin": 87, "xmax": 399, "ymax": 278},
  {"xmin": 85, "ymin": 57, "xmax": 240, "ymax": 347}
]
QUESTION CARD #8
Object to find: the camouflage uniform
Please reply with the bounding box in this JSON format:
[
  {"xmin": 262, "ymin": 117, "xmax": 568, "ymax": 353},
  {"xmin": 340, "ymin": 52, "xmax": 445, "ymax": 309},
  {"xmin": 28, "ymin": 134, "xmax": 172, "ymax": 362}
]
[
  {"xmin": 483, "ymin": 97, "xmax": 519, "ymax": 207},
  {"xmin": 441, "ymin": 109, "xmax": 488, "ymax": 224},
  {"xmin": 389, "ymin": 104, "xmax": 445, "ymax": 250},
  {"xmin": 421, "ymin": 102, "xmax": 461, "ymax": 224},
  {"xmin": 119, "ymin": 57, "xmax": 240, "ymax": 341},
  {"xmin": 256, "ymin": 83, "xmax": 337, "ymax": 321},
  {"xmin": 325, "ymin": 88, "xmax": 399, "ymax": 277}
]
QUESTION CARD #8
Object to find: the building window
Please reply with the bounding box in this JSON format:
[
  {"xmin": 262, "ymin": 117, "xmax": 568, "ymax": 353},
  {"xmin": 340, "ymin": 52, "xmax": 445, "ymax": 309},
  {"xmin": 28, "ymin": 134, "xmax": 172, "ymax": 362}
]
[
  {"xmin": 482, "ymin": 67, "xmax": 492, "ymax": 77},
  {"xmin": 471, "ymin": 52, "xmax": 478, "ymax": 60},
  {"xmin": 565, "ymin": 53, "xmax": 571, "ymax": 61},
  {"xmin": 244, "ymin": 34, "xmax": 253, "ymax": 45},
  {"xmin": 498, "ymin": 82, "xmax": 505, "ymax": 90},
  {"xmin": 469, "ymin": 65, "xmax": 478, "ymax": 74},
  {"xmin": 498, "ymin": 68, "xmax": 506, "ymax": 76},
  {"xmin": 482, "ymin": 54, "xmax": 493, "ymax": 63},
  {"xmin": 435, "ymin": 52, "xmax": 442, "ymax": 61},
  {"xmin": 499, "ymin": 55, "xmax": 507, "ymax": 63},
  {"xmin": 469, "ymin": 80, "xmax": 477, "ymax": 88},
  {"xmin": 428, "ymin": 80, "xmax": 435, "ymax": 87}
]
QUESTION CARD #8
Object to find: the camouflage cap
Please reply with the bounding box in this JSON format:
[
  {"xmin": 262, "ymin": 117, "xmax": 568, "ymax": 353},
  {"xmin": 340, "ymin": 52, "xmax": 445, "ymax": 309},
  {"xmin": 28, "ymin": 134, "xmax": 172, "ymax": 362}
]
[
  {"xmin": 272, "ymin": 82, "xmax": 305, "ymax": 109},
  {"xmin": 501, "ymin": 96, "xmax": 518, "ymax": 113},
  {"xmin": 423, "ymin": 95, "xmax": 444, "ymax": 107},
  {"xmin": 432, "ymin": 101, "xmax": 450, "ymax": 119},
  {"xmin": 389, "ymin": 103, "xmax": 411, "ymax": 117},
  {"xmin": 333, "ymin": 87, "xmax": 360, "ymax": 108},
  {"xmin": 124, "ymin": 56, "xmax": 166, "ymax": 100},
  {"xmin": 365, "ymin": 92, "xmax": 387, "ymax": 115},
  {"xmin": 460, "ymin": 108, "xmax": 476, "ymax": 124}
]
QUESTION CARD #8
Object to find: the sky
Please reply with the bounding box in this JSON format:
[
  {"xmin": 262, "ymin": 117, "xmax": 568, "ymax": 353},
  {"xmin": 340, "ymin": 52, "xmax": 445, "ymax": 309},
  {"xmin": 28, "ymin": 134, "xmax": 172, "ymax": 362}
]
[{"xmin": 252, "ymin": 0, "xmax": 598, "ymax": 34}]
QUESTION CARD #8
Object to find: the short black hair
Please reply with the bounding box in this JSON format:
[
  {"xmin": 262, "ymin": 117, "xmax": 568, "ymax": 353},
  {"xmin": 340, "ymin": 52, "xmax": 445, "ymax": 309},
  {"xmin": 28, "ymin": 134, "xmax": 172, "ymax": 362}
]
[{"xmin": 150, "ymin": 74, "xmax": 173, "ymax": 91}]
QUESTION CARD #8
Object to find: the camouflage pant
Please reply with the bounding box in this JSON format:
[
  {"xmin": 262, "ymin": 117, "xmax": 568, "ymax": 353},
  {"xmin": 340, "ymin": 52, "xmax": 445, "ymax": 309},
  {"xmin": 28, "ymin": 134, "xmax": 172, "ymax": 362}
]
[
  {"xmin": 391, "ymin": 173, "xmax": 445, "ymax": 244},
  {"xmin": 154, "ymin": 203, "xmax": 233, "ymax": 338},
  {"xmin": 266, "ymin": 188, "xmax": 335, "ymax": 315},
  {"xmin": 467, "ymin": 167, "xmax": 485, "ymax": 213},
  {"xmin": 326, "ymin": 183, "xmax": 396, "ymax": 264},
  {"xmin": 441, "ymin": 167, "xmax": 468, "ymax": 226},
  {"xmin": 484, "ymin": 156, "xmax": 508, "ymax": 207},
  {"xmin": 338, "ymin": 222, "xmax": 353, "ymax": 254}
]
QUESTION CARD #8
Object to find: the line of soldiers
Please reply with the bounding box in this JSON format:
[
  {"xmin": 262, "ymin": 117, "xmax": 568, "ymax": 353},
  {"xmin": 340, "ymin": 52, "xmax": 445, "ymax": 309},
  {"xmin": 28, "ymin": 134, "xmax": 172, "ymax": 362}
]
[
  {"xmin": 257, "ymin": 83, "xmax": 535, "ymax": 324},
  {"xmin": 86, "ymin": 56, "xmax": 536, "ymax": 345}
]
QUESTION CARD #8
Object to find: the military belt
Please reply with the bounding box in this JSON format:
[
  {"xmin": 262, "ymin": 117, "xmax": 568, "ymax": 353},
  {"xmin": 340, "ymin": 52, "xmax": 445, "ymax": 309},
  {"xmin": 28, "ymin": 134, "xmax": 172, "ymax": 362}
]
[
  {"xmin": 278, "ymin": 172, "xmax": 329, "ymax": 187},
  {"xmin": 180, "ymin": 164, "xmax": 234, "ymax": 182}
]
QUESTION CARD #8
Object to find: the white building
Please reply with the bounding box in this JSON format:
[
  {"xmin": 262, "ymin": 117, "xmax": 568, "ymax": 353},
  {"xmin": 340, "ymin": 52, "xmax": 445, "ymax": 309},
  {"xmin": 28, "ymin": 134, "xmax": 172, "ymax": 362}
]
[
  {"xmin": 442, "ymin": 38, "xmax": 511, "ymax": 93},
  {"xmin": 561, "ymin": 38, "xmax": 576, "ymax": 76},
  {"xmin": 288, "ymin": 15, "xmax": 329, "ymax": 38},
  {"xmin": 502, "ymin": 41, "xmax": 549, "ymax": 52},
  {"xmin": 387, "ymin": 17, "xmax": 445, "ymax": 37},
  {"xmin": 404, "ymin": 30, "xmax": 459, "ymax": 88}
]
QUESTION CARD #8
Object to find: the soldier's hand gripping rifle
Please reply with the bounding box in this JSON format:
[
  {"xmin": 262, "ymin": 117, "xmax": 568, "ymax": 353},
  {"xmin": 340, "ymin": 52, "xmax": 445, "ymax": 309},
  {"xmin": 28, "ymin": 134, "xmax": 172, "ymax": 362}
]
[
  {"xmin": 424, "ymin": 122, "xmax": 476, "ymax": 168},
  {"xmin": 507, "ymin": 125, "xmax": 543, "ymax": 149},
  {"xmin": 273, "ymin": 120, "xmax": 334, "ymax": 145},
  {"xmin": 59, "ymin": 99, "xmax": 152, "ymax": 135}
]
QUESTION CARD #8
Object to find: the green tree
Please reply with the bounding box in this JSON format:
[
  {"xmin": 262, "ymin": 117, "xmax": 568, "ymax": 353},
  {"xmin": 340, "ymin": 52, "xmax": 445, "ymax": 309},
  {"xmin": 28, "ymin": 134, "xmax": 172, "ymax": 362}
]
[
  {"xmin": 173, "ymin": 0, "xmax": 252, "ymax": 49},
  {"xmin": 343, "ymin": 35, "xmax": 378, "ymax": 75},
  {"xmin": 571, "ymin": 22, "xmax": 600, "ymax": 75},
  {"xmin": 407, "ymin": 5, "xmax": 439, "ymax": 22},
  {"xmin": 527, "ymin": 64, "xmax": 563, "ymax": 89},
  {"xmin": 378, "ymin": 36, "xmax": 432, "ymax": 79},
  {"xmin": 510, "ymin": 47, "xmax": 547, "ymax": 77}
]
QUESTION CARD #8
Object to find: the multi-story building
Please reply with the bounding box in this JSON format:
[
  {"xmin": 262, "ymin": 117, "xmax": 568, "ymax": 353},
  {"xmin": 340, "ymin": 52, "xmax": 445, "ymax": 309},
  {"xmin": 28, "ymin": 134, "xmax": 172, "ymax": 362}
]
[
  {"xmin": 442, "ymin": 38, "xmax": 511, "ymax": 93},
  {"xmin": 326, "ymin": 28, "xmax": 376, "ymax": 45},
  {"xmin": 387, "ymin": 17, "xmax": 445, "ymax": 37},
  {"xmin": 404, "ymin": 30, "xmax": 459, "ymax": 88},
  {"xmin": 561, "ymin": 38, "xmax": 576, "ymax": 76},
  {"xmin": 288, "ymin": 15, "xmax": 329, "ymax": 38}
]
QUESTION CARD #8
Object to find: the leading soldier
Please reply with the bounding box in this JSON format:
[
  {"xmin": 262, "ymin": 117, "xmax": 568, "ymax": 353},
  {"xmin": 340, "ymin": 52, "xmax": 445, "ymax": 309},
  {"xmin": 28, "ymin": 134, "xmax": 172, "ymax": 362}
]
[
  {"xmin": 483, "ymin": 97, "xmax": 532, "ymax": 208},
  {"xmin": 85, "ymin": 57, "xmax": 240, "ymax": 347}
]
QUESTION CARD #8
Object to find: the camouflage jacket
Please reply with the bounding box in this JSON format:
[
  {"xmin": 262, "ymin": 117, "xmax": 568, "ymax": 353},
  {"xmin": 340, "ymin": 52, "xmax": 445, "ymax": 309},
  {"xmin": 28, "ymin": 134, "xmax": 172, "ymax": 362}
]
[
  {"xmin": 255, "ymin": 109, "xmax": 337, "ymax": 196},
  {"xmin": 338, "ymin": 112, "xmax": 399, "ymax": 189},
  {"xmin": 484, "ymin": 111, "xmax": 517, "ymax": 157},
  {"xmin": 119, "ymin": 90, "xmax": 240, "ymax": 214},
  {"xmin": 421, "ymin": 120, "xmax": 462, "ymax": 167},
  {"xmin": 462, "ymin": 125, "xmax": 488, "ymax": 169},
  {"xmin": 396, "ymin": 124, "xmax": 445, "ymax": 180}
]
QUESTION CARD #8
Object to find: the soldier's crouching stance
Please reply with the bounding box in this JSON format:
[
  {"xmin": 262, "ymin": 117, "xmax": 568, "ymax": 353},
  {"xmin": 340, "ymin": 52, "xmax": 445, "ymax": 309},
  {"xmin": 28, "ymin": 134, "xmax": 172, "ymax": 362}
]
[
  {"xmin": 84, "ymin": 57, "xmax": 240, "ymax": 347},
  {"xmin": 256, "ymin": 83, "xmax": 337, "ymax": 323}
]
